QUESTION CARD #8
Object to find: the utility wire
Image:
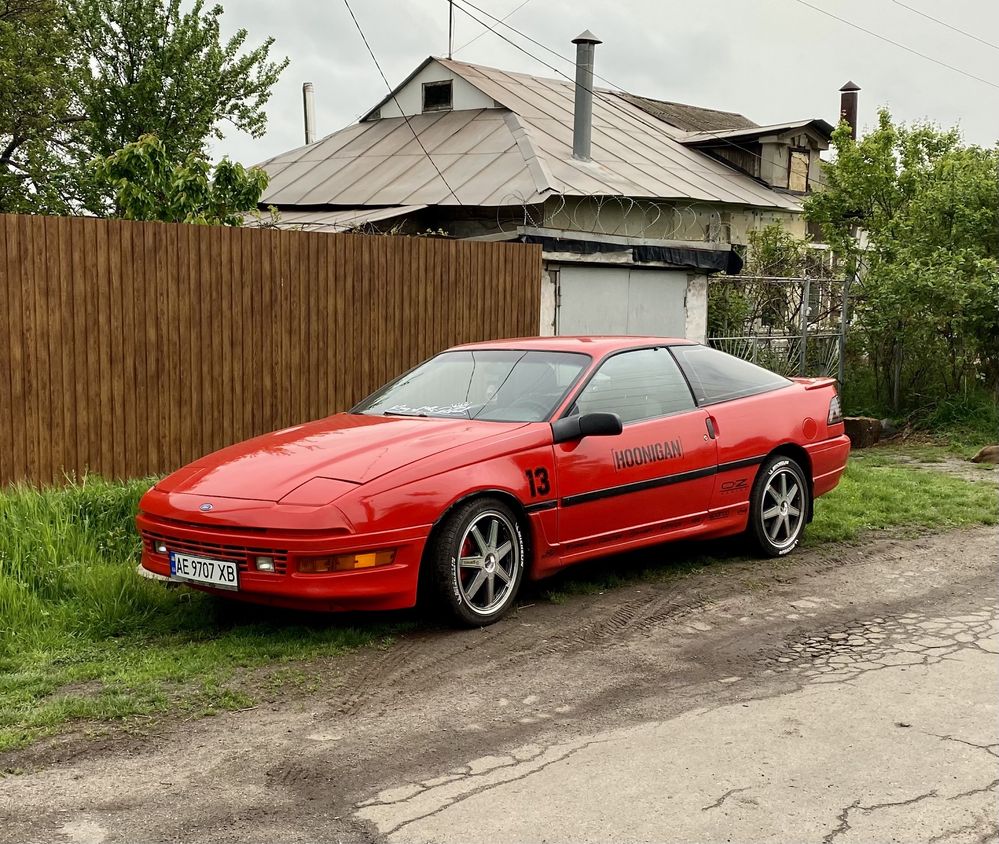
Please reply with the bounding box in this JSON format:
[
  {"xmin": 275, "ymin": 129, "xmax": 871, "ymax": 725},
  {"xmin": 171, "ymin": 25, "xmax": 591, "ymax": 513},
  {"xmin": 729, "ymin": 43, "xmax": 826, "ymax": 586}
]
[
  {"xmin": 453, "ymin": 0, "xmax": 533, "ymax": 54},
  {"xmin": 890, "ymin": 0, "xmax": 999, "ymax": 52},
  {"xmin": 791, "ymin": 0, "xmax": 999, "ymax": 90},
  {"xmin": 342, "ymin": 0, "xmax": 464, "ymax": 205},
  {"xmin": 449, "ymin": 0, "xmax": 836, "ymax": 192}
]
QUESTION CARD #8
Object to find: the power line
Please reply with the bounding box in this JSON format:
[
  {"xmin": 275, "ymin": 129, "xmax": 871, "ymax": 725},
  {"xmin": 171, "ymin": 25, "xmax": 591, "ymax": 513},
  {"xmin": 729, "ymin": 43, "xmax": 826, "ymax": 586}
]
[
  {"xmin": 890, "ymin": 0, "xmax": 999, "ymax": 52},
  {"xmin": 791, "ymin": 0, "xmax": 999, "ymax": 90},
  {"xmin": 342, "ymin": 0, "xmax": 464, "ymax": 205},
  {"xmin": 449, "ymin": 0, "xmax": 835, "ymax": 192},
  {"xmin": 453, "ymin": 0, "xmax": 533, "ymax": 55}
]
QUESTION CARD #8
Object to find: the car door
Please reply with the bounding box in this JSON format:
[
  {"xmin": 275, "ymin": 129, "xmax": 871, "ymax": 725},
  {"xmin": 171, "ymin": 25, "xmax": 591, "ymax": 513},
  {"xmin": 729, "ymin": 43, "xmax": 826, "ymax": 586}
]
[
  {"xmin": 553, "ymin": 347, "xmax": 718, "ymax": 560},
  {"xmin": 669, "ymin": 344, "xmax": 797, "ymax": 513}
]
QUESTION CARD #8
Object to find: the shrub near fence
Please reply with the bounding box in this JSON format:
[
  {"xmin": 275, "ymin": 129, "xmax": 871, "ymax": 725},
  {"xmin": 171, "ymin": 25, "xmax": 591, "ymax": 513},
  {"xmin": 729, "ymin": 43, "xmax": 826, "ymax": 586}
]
[{"xmin": 0, "ymin": 214, "xmax": 542, "ymax": 486}]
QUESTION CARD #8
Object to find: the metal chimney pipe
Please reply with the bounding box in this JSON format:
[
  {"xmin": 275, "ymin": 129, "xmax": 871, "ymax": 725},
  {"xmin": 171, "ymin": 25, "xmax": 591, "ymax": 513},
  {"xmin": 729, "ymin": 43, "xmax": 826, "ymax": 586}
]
[
  {"xmin": 571, "ymin": 30, "xmax": 601, "ymax": 162},
  {"xmin": 839, "ymin": 81, "xmax": 860, "ymax": 140},
  {"xmin": 303, "ymin": 82, "xmax": 317, "ymax": 144}
]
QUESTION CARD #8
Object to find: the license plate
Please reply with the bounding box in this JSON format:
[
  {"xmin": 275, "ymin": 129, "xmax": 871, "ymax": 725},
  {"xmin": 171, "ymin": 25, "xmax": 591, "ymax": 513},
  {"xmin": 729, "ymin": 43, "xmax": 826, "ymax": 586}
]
[{"xmin": 169, "ymin": 552, "xmax": 239, "ymax": 591}]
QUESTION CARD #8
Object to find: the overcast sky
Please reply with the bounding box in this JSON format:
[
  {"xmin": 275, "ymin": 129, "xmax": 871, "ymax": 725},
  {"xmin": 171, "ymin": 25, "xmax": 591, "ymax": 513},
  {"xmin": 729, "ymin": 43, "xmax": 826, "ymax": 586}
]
[{"xmin": 211, "ymin": 0, "xmax": 999, "ymax": 165}]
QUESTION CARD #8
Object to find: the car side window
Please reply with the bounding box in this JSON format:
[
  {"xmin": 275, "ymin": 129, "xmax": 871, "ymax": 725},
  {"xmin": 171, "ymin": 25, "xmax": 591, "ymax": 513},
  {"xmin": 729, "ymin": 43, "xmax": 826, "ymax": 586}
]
[
  {"xmin": 571, "ymin": 348, "xmax": 696, "ymax": 424},
  {"xmin": 670, "ymin": 344, "xmax": 791, "ymax": 405}
]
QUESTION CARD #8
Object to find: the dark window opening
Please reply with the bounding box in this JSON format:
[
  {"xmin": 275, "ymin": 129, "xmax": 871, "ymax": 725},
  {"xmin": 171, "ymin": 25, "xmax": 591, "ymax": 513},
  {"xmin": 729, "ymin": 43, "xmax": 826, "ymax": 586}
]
[{"xmin": 422, "ymin": 80, "xmax": 453, "ymax": 113}]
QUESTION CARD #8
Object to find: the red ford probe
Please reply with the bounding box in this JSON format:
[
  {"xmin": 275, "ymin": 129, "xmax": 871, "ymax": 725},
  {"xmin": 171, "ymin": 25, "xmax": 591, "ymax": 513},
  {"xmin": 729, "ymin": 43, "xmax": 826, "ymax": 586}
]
[{"xmin": 137, "ymin": 337, "xmax": 850, "ymax": 626}]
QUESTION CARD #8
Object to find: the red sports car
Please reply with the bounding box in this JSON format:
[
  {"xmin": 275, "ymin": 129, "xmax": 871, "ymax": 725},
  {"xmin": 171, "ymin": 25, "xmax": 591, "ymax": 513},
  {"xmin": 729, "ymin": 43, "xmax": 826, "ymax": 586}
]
[{"xmin": 137, "ymin": 337, "xmax": 849, "ymax": 626}]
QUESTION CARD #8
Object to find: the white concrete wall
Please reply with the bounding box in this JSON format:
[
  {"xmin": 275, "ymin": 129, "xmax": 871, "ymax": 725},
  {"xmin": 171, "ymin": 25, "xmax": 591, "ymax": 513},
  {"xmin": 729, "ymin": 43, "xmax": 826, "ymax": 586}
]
[
  {"xmin": 684, "ymin": 274, "xmax": 708, "ymax": 343},
  {"xmin": 378, "ymin": 61, "xmax": 494, "ymax": 118},
  {"xmin": 539, "ymin": 266, "xmax": 557, "ymax": 336}
]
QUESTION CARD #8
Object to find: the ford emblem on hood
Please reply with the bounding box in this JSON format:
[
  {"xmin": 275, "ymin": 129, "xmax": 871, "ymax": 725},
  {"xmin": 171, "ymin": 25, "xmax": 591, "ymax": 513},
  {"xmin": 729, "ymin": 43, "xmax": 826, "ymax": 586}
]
[{"xmin": 199, "ymin": 503, "xmax": 213, "ymax": 512}]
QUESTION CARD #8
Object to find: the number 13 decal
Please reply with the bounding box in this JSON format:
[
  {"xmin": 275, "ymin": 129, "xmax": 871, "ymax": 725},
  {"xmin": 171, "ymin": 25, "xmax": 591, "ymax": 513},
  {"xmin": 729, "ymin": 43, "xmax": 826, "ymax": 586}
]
[{"xmin": 525, "ymin": 467, "xmax": 550, "ymax": 497}]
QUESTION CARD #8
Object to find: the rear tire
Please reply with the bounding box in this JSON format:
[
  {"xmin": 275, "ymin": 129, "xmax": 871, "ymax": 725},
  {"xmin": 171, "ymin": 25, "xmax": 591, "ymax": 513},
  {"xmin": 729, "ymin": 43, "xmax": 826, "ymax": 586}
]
[
  {"xmin": 428, "ymin": 497, "xmax": 525, "ymax": 627},
  {"xmin": 748, "ymin": 455, "xmax": 809, "ymax": 557}
]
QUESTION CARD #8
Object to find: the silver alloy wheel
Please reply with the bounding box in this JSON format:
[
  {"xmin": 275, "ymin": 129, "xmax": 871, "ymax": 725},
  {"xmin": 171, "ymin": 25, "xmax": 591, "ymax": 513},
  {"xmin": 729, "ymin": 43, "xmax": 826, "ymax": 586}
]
[
  {"xmin": 456, "ymin": 510, "xmax": 520, "ymax": 616},
  {"xmin": 760, "ymin": 467, "xmax": 805, "ymax": 549}
]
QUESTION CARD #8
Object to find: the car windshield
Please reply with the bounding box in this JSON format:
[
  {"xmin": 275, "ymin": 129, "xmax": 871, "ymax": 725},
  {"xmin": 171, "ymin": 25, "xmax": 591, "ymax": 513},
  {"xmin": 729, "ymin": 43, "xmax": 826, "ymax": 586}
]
[{"xmin": 353, "ymin": 350, "xmax": 591, "ymax": 422}]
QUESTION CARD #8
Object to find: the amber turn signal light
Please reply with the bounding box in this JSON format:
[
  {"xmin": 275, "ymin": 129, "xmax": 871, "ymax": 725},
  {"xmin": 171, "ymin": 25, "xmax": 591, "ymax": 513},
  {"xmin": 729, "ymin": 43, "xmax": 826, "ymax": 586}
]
[{"xmin": 297, "ymin": 550, "xmax": 395, "ymax": 573}]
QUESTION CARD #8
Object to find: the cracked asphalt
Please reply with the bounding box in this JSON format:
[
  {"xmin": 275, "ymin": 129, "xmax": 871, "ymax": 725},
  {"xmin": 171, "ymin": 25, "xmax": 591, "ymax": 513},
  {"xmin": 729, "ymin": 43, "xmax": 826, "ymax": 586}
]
[{"xmin": 2, "ymin": 525, "xmax": 997, "ymax": 844}]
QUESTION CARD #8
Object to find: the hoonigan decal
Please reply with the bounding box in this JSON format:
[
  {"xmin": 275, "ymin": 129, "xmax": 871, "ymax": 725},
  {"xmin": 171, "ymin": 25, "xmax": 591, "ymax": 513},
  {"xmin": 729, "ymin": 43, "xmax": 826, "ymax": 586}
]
[{"xmin": 612, "ymin": 439, "xmax": 683, "ymax": 470}]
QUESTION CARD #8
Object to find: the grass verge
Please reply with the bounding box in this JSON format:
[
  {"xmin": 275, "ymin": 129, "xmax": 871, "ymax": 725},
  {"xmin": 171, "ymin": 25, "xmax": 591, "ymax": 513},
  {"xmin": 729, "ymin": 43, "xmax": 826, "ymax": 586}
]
[
  {"xmin": 0, "ymin": 477, "xmax": 402, "ymax": 754},
  {"xmin": 1, "ymin": 447, "xmax": 995, "ymax": 753}
]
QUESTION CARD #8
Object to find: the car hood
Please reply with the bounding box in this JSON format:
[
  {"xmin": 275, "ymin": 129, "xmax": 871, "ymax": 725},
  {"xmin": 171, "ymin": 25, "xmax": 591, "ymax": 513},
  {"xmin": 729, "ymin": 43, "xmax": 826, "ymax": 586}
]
[{"xmin": 156, "ymin": 414, "xmax": 530, "ymax": 502}]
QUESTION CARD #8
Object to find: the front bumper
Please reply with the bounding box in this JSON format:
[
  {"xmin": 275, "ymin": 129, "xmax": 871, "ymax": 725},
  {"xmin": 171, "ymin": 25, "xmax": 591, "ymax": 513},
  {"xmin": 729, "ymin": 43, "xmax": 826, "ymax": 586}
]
[{"xmin": 137, "ymin": 511, "xmax": 431, "ymax": 612}]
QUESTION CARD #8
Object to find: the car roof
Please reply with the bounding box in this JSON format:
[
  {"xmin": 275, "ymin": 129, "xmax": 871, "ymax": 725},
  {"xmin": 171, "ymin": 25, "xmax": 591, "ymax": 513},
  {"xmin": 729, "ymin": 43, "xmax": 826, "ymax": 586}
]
[{"xmin": 449, "ymin": 336, "xmax": 698, "ymax": 356}]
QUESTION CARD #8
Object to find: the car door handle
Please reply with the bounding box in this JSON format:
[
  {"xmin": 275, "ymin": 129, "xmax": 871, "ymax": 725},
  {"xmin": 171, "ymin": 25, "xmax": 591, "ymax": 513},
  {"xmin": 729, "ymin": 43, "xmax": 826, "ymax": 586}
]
[{"xmin": 705, "ymin": 416, "xmax": 718, "ymax": 440}]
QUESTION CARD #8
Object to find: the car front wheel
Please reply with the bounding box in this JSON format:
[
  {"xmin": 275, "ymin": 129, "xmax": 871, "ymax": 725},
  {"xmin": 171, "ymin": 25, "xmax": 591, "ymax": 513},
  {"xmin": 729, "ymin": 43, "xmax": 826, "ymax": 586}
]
[
  {"xmin": 429, "ymin": 498, "xmax": 525, "ymax": 627},
  {"xmin": 748, "ymin": 455, "xmax": 809, "ymax": 557}
]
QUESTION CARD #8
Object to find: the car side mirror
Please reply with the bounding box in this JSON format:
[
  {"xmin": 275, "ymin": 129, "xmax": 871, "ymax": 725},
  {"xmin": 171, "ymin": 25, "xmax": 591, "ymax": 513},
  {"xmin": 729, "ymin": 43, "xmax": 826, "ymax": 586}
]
[{"xmin": 551, "ymin": 412, "xmax": 623, "ymax": 444}]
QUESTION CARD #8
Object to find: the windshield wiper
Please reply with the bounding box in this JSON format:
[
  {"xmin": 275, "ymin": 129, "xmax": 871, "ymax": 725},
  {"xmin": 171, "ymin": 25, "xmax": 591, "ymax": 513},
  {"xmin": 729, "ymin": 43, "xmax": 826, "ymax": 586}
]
[{"xmin": 382, "ymin": 410, "xmax": 429, "ymax": 417}]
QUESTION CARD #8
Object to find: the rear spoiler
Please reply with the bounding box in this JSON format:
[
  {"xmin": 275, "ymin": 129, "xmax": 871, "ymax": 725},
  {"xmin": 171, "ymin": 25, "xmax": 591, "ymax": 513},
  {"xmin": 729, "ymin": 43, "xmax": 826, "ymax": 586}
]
[{"xmin": 791, "ymin": 377, "xmax": 838, "ymax": 391}]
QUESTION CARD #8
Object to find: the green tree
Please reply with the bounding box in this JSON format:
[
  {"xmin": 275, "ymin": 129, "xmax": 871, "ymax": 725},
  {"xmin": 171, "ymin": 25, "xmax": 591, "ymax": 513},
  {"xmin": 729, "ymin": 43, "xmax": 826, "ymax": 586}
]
[
  {"xmin": 95, "ymin": 133, "xmax": 268, "ymax": 225},
  {"xmin": 0, "ymin": 0, "xmax": 83, "ymax": 213},
  {"xmin": 2, "ymin": 0, "xmax": 287, "ymax": 214},
  {"xmin": 67, "ymin": 0, "xmax": 288, "ymax": 165},
  {"xmin": 806, "ymin": 110, "xmax": 999, "ymax": 411}
]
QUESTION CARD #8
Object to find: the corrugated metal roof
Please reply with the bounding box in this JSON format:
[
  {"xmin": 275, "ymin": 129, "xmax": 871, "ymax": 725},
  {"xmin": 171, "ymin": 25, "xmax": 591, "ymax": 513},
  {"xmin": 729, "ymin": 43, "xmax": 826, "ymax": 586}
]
[
  {"xmin": 616, "ymin": 94, "xmax": 758, "ymax": 133},
  {"xmin": 258, "ymin": 57, "xmax": 804, "ymax": 212},
  {"xmin": 246, "ymin": 206, "xmax": 427, "ymax": 232},
  {"xmin": 682, "ymin": 119, "xmax": 835, "ymax": 144}
]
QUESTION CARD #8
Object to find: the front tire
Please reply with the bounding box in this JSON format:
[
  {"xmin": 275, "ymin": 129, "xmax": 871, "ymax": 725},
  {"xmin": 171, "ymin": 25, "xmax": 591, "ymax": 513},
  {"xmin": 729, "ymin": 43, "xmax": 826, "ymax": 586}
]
[
  {"xmin": 429, "ymin": 498, "xmax": 525, "ymax": 627},
  {"xmin": 748, "ymin": 455, "xmax": 809, "ymax": 557}
]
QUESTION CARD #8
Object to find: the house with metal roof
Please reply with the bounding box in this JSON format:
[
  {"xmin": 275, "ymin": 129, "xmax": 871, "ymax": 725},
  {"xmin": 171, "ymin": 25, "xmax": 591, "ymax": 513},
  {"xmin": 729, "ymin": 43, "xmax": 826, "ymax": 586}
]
[{"xmin": 255, "ymin": 33, "xmax": 834, "ymax": 341}]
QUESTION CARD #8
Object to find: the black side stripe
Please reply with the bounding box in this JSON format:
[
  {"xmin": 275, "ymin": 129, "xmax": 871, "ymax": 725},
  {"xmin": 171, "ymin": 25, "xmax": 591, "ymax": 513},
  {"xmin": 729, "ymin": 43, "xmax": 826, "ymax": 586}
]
[
  {"xmin": 560, "ymin": 454, "xmax": 767, "ymax": 509},
  {"xmin": 524, "ymin": 500, "xmax": 558, "ymax": 513}
]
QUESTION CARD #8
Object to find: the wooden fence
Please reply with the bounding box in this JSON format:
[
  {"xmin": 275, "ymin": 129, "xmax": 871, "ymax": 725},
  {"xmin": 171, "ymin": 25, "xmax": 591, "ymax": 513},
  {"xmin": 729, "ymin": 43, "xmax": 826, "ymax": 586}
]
[{"xmin": 0, "ymin": 214, "xmax": 542, "ymax": 485}]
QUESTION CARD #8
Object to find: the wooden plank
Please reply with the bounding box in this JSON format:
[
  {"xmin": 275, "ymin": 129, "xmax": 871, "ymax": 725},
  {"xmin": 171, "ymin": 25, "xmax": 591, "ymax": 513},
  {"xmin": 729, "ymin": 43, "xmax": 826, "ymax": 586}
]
[
  {"xmin": 218, "ymin": 226, "xmax": 233, "ymax": 448},
  {"xmin": 229, "ymin": 227, "xmax": 244, "ymax": 442},
  {"xmin": 42, "ymin": 216, "xmax": 64, "ymax": 482},
  {"xmin": 204, "ymin": 226, "xmax": 228, "ymax": 451},
  {"xmin": 260, "ymin": 230, "xmax": 275, "ymax": 431},
  {"xmin": 249, "ymin": 227, "xmax": 264, "ymax": 434},
  {"xmin": 332, "ymin": 235, "xmax": 347, "ymax": 411},
  {"xmin": 20, "ymin": 216, "xmax": 41, "ymax": 483},
  {"xmin": 4, "ymin": 217, "xmax": 27, "ymax": 482},
  {"xmin": 34, "ymin": 217, "xmax": 55, "ymax": 482},
  {"xmin": 142, "ymin": 221, "xmax": 160, "ymax": 472},
  {"xmin": 0, "ymin": 219, "xmax": 11, "ymax": 484},
  {"xmin": 64, "ymin": 217, "xmax": 82, "ymax": 477},
  {"xmin": 117, "ymin": 218, "xmax": 137, "ymax": 478},
  {"xmin": 106, "ymin": 219, "xmax": 125, "ymax": 477}
]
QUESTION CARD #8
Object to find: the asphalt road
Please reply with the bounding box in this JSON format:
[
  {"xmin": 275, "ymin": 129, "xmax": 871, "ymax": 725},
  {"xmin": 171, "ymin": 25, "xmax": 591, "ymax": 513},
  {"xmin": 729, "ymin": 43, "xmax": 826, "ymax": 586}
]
[{"xmin": 3, "ymin": 525, "xmax": 997, "ymax": 844}]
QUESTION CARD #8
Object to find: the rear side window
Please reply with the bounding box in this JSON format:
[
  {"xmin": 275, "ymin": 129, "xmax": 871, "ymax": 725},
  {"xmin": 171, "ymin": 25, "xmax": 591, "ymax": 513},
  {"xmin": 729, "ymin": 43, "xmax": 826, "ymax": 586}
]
[
  {"xmin": 670, "ymin": 345, "xmax": 790, "ymax": 405},
  {"xmin": 571, "ymin": 347, "xmax": 696, "ymax": 424}
]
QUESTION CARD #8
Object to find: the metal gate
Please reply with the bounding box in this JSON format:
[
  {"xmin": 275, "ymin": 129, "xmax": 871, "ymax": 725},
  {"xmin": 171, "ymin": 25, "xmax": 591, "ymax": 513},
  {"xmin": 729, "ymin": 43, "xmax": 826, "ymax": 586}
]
[
  {"xmin": 556, "ymin": 265, "xmax": 689, "ymax": 337},
  {"xmin": 707, "ymin": 275, "xmax": 849, "ymax": 381}
]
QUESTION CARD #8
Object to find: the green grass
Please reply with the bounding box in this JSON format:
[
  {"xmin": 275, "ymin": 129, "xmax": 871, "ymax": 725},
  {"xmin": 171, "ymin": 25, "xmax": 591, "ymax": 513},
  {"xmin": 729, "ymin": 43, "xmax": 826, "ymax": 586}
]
[
  {"xmin": 1, "ymin": 448, "xmax": 996, "ymax": 754},
  {"xmin": 0, "ymin": 477, "xmax": 401, "ymax": 753},
  {"xmin": 805, "ymin": 452, "xmax": 996, "ymax": 544}
]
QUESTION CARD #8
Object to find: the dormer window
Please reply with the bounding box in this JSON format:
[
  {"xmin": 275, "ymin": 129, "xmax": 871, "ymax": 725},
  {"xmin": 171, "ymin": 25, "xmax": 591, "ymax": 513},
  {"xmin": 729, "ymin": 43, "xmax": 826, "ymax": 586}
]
[{"xmin": 422, "ymin": 80, "xmax": 453, "ymax": 113}]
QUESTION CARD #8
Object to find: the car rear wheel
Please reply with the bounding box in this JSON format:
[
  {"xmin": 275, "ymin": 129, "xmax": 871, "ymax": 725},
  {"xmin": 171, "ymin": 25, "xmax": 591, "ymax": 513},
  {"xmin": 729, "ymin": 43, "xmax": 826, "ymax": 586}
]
[
  {"xmin": 429, "ymin": 498, "xmax": 525, "ymax": 627},
  {"xmin": 748, "ymin": 455, "xmax": 808, "ymax": 557}
]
